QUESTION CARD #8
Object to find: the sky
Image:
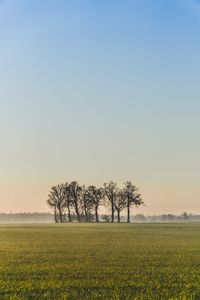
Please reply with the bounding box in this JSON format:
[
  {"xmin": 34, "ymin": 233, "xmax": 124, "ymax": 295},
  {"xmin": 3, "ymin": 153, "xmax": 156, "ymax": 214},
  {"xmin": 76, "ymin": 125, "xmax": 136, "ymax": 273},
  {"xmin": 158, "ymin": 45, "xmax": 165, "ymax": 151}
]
[{"xmin": 0, "ymin": 0, "xmax": 200, "ymax": 214}]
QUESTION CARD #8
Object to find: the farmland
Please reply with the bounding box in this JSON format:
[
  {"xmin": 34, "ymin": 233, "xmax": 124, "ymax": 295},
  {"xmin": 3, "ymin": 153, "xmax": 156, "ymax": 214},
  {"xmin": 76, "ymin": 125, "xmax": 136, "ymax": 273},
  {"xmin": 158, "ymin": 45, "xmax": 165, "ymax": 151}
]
[{"xmin": 0, "ymin": 224, "xmax": 200, "ymax": 299}]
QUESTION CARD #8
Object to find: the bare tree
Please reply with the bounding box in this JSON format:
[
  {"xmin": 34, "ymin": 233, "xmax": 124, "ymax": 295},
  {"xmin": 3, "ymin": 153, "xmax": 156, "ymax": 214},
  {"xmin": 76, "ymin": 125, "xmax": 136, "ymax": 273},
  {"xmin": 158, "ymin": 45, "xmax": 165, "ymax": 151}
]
[
  {"xmin": 114, "ymin": 190, "xmax": 127, "ymax": 222},
  {"xmin": 47, "ymin": 193, "xmax": 59, "ymax": 223},
  {"xmin": 47, "ymin": 185, "xmax": 65, "ymax": 223},
  {"xmin": 63, "ymin": 183, "xmax": 73, "ymax": 222},
  {"xmin": 123, "ymin": 181, "xmax": 143, "ymax": 223},
  {"xmin": 103, "ymin": 181, "xmax": 117, "ymax": 223},
  {"xmin": 68, "ymin": 181, "xmax": 82, "ymax": 222},
  {"xmin": 81, "ymin": 185, "xmax": 94, "ymax": 222},
  {"xmin": 88, "ymin": 186, "xmax": 103, "ymax": 222}
]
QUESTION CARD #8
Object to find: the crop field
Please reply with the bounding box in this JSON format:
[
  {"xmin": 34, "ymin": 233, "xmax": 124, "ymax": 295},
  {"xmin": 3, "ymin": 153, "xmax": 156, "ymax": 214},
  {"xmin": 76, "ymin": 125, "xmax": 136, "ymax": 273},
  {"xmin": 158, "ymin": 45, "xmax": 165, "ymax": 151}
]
[{"xmin": 1, "ymin": 224, "xmax": 200, "ymax": 299}]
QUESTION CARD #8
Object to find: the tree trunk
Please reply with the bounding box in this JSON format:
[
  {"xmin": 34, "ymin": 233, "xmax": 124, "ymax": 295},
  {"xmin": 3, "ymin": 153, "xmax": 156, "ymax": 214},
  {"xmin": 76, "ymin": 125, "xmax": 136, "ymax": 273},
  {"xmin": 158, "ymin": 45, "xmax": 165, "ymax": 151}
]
[
  {"xmin": 111, "ymin": 201, "xmax": 114, "ymax": 222},
  {"xmin": 58, "ymin": 206, "xmax": 63, "ymax": 223},
  {"xmin": 127, "ymin": 202, "xmax": 130, "ymax": 223},
  {"xmin": 95, "ymin": 206, "xmax": 99, "ymax": 222},
  {"xmin": 54, "ymin": 208, "xmax": 58, "ymax": 223},
  {"xmin": 67, "ymin": 204, "xmax": 72, "ymax": 222},
  {"xmin": 117, "ymin": 210, "xmax": 120, "ymax": 223},
  {"xmin": 84, "ymin": 208, "xmax": 89, "ymax": 222},
  {"xmin": 74, "ymin": 200, "xmax": 81, "ymax": 222}
]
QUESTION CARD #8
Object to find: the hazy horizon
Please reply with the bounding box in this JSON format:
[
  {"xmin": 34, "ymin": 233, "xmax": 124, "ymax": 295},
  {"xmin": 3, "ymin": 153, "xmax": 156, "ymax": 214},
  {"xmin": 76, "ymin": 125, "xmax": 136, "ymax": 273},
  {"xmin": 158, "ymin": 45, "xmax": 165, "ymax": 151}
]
[{"xmin": 1, "ymin": 0, "xmax": 200, "ymax": 215}]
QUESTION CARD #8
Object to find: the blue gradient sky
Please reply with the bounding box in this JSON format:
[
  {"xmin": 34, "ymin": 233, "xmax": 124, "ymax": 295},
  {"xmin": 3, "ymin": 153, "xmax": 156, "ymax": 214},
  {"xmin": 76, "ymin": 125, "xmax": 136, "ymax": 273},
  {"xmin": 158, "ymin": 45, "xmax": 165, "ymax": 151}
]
[{"xmin": 0, "ymin": 0, "xmax": 200, "ymax": 213}]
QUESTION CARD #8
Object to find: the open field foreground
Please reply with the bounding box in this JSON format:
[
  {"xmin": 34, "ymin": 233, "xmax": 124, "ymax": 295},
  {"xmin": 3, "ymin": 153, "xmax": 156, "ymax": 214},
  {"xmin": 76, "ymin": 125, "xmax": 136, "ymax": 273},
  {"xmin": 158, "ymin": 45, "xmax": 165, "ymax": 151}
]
[{"xmin": 0, "ymin": 224, "xmax": 200, "ymax": 299}]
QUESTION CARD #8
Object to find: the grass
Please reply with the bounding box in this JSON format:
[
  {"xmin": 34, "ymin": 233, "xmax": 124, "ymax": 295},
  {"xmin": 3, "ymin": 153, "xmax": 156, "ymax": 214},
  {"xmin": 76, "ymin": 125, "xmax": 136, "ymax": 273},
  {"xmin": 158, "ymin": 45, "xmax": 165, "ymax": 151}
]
[{"xmin": 0, "ymin": 223, "xmax": 200, "ymax": 299}]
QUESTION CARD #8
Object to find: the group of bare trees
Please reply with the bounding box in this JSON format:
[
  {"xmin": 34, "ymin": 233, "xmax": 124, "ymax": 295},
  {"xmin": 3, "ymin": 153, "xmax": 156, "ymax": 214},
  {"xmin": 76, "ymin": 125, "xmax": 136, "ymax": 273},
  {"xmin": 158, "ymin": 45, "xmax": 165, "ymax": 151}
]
[{"xmin": 47, "ymin": 181, "xmax": 143, "ymax": 223}]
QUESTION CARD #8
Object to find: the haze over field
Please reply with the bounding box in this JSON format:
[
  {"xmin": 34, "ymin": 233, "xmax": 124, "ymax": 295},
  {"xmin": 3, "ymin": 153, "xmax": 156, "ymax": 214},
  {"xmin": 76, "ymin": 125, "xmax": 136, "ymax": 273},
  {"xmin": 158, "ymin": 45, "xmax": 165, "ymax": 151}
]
[{"xmin": 0, "ymin": 0, "xmax": 200, "ymax": 214}]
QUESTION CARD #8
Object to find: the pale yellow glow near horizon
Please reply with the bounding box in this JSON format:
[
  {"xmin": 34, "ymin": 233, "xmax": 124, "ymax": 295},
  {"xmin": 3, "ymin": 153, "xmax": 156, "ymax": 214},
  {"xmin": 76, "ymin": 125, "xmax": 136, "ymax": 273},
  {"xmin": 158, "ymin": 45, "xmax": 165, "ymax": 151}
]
[{"xmin": 0, "ymin": 180, "xmax": 199, "ymax": 215}]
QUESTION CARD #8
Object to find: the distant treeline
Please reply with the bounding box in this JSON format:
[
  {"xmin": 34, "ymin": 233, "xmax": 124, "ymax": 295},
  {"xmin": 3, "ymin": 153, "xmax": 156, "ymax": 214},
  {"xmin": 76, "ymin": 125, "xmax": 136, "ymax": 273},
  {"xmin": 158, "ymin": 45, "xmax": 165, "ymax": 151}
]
[
  {"xmin": 0, "ymin": 212, "xmax": 200, "ymax": 224},
  {"xmin": 0, "ymin": 213, "xmax": 54, "ymax": 223},
  {"xmin": 133, "ymin": 212, "xmax": 199, "ymax": 223},
  {"xmin": 47, "ymin": 181, "xmax": 143, "ymax": 223}
]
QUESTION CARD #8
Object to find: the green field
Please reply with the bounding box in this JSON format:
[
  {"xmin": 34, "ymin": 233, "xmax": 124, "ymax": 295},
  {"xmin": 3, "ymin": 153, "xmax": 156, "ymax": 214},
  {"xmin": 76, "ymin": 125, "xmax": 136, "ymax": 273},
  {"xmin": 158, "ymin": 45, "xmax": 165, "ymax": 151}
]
[{"xmin": 0, "ymin": 224, "xmax": 200, "ymax": 299}]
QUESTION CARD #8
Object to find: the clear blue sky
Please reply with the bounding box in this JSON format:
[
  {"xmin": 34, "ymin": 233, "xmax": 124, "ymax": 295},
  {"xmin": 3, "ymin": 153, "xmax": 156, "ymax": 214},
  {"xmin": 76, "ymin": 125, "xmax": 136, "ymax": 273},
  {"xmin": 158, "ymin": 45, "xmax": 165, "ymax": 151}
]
[{"xmin": 0, "ymin": 0, "xmax": 200, "ymax": 214}]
